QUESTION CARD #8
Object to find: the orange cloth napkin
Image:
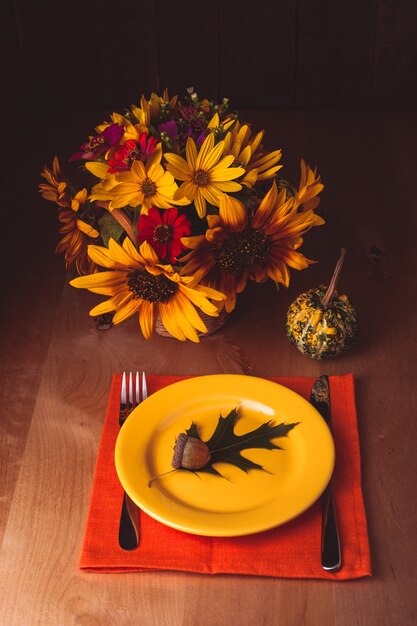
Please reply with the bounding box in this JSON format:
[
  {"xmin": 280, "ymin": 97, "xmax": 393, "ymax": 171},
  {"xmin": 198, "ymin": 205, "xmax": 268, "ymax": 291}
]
[{"xmin": 79, "ymin": 374, "xmax": 371, "ymax": 579}]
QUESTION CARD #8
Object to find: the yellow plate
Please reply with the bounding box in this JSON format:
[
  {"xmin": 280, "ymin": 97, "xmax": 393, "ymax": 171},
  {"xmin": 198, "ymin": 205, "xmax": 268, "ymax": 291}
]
[{"xmin": 115, "ymin": 375, "xmax": 335, "ymax": 537}]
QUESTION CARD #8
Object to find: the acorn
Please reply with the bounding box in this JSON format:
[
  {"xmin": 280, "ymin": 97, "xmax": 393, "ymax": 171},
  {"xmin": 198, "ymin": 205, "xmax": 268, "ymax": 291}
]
[{"xmin": 172, "ymin": 433, "xmax": 211, "ymax": 470}]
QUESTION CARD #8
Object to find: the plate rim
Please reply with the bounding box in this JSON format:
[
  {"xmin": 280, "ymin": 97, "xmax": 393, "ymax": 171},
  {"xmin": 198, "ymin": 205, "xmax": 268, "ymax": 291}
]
[{"xmin": 115, "ymin": 374, "xmax": 335, "ymax": 537}]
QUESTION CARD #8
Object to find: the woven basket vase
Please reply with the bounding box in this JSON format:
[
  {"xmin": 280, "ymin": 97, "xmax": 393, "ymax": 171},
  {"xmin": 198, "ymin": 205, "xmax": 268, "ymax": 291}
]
[{"xmin": 155, "ymin": 308, "xmax": 230, "ymax": 339}]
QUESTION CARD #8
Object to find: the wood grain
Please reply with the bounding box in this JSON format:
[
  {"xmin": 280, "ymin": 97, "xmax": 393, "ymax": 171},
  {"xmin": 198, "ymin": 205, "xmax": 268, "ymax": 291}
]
[
  {"xmin": 0, "ymin": 110, "xmax": 416, "ymax": 625},
  {"xmin": 96, "ymin": 0, "xmax": 159, "ymax": 108},
  {"xmin": 296, "ymin": 0, "xmax": 377, "ymax": 108},
  {"xmin": 218, "ymin": 0, "xmax": 297, "ymax": 109},
  {"xmin": 373, "ymin": 0, "xmax": 417, "ymax": 108},
  {"xmin": 155, "ymin": 0, "xmax": 220, "ymax": 102},
  {"xmin": 7, "ymin": 2, "xmax": 417, "ymax": 110},
  {"xmin": 14, "ymin": 0, "xmax": 101, "ymax": 110}
]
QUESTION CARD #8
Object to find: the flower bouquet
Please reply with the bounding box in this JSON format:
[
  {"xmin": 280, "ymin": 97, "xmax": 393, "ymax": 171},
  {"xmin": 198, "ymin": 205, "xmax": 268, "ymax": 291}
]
[{"xmin": 39, "ymin": 88, "xmax": 324, "ymax": 342}]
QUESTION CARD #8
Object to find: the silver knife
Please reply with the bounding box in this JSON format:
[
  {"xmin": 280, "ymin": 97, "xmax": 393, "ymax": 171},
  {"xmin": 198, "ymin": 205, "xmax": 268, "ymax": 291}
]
[{"xmin": 310, "ymin": 375, "xmax": 342, "ymax": 572}]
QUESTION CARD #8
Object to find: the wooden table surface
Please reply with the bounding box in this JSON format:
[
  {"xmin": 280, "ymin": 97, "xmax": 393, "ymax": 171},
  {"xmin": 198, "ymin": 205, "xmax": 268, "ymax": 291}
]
[{"xmin": 0, "ymin": 110, "xmax": 416, "ymax": 625}]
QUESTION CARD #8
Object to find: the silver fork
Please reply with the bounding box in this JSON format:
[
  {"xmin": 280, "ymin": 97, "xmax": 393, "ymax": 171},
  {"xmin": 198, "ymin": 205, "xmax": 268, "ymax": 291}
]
[{"xmin": 118, "ymin": 371, "xmax": 148, "ymax": 550}]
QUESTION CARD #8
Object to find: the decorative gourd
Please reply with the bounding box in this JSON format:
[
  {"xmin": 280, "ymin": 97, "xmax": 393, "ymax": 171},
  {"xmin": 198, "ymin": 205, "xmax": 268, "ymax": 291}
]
[{"xmin": 285, "ymin": 248, "xmax": 359, "ymax": 359}]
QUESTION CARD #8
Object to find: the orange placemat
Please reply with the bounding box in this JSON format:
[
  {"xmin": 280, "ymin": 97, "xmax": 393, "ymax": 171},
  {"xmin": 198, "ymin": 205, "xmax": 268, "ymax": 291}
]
[{"xmin": 79, "ymin": 374, "xmax": 371, "ymax": 579}]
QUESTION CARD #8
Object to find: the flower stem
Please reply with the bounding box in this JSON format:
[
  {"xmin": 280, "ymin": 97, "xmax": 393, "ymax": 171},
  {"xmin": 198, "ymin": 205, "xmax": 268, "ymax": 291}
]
[
  {"xmin": 147, "ymin": 468, "xmax": 178, "ymax": 488},
  {"xmin": 111, "ymin": 207, "xmax": 138, "ymax": 247},
  {"xmin": 321, "ymin": 248, "xmax": 347, "ymax": 308}
]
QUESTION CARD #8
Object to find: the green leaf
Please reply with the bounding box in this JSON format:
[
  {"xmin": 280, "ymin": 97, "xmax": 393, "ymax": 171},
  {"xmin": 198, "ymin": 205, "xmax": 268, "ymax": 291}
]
[
  {"xmin": 98, "ymin": 212, "xmax": 124, "ymax": 246},
  {"xmin": 186, "ymin": 422, "xmax": 200, "ymax": 439},
  {"xmin": 185, "ymin": 408, "xmax": 299, "ymax": 476}
]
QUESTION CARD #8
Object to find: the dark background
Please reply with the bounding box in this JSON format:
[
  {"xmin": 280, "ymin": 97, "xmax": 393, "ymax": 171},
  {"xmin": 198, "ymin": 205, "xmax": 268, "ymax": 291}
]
[
  {"xmin": 2, "ymin": 0, "xmax": 416, "ymax": 190},
  {"xmin": 0, "ymin": 0, "xmax": 416, "ymax": 300},
  {"xmin": 3, "ymin": 0, "xmax": 417, "ymax": 113}
]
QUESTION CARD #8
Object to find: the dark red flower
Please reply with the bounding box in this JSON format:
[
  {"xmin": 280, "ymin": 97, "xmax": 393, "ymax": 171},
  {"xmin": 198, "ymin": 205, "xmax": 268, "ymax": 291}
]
[
  {"xmin": 69, "ymin": 123, "xmax": 123, "ymax": 162},
  {"xmin": 137, "ymin": 207, "xmax": 191, "ymax": 263},
  {"xmin": 107, "ymin": 134, "xmax": 158, "ymax": 173}
]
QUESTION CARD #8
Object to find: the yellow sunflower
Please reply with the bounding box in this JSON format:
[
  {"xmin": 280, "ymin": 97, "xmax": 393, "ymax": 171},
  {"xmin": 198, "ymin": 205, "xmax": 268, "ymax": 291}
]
[
  {"xmin": 39, "ymin": 156, "xmax": 70, "ymax": 207},
  {"xmin": 88, "ymin": 145, "xmax": 187, "ymax": 212},
  {"xmin": 56, "ymin": 188, "xmax": 100, "ymax": 275},
  {"xmin": 164, "ymin": 132, "xmax": 246, "ymax": 218},
  {"xmin": 295, "ymin": 159, "xmax": 324, "ymax": 212},
  {"xmin": 70, "ymin": 238, "xmax": 226, "ymax": 342},
  {"xmin": 181, "ymin": 181, "xmax": 324, "ymax": 313}
]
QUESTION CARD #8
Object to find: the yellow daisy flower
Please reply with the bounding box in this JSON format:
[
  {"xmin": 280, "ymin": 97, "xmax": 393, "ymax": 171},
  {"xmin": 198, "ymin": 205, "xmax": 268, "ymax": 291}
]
[
  {"xmin": 122, "ymin": 122, "xmax": 150, "ymax": 144},
  {"xmin": 164, "ymin": 132, "xmax": 246, "ymax": 218},
  {"xmin": 88, "ymin": 145, "xmax": 187, "ymax": 212},
  {"xmin": 95, "ymin": 103, "xmax": 151, "ymax": 145},
  {"xmin": 181, "ymin": 181, "xmax": 324, "ymax": 313},
  {"xmin": 130, "ymin": 95, "xmax": 151, "ymax": 133},
  {"xmin": 70, "ymin": 238, "xmax": 225, "ymax": 342},
  {"xmin": 149, "ymin": 89, "xmax": 178, "ymax": 121},
  {"xmin": 95, "ymin": 111, "xmax": 130, "ymax": 135},
  {"xmin": 121, "ymin": 91, "xmax": 177, "ymax": 142},
  {"xmin": 95, "ymin": 99, "xmax": 151, "ymax": 137},
  {"xmin": 223, "ymin": 123, "xmax": 282, "ymax": 187},
  {"xmin": 207, "ymin": 112, "xmax": 238, "ymax": 134},
  {"xmin": 96, "ymin": 115, "xmax": 149, "ymax": 146}
]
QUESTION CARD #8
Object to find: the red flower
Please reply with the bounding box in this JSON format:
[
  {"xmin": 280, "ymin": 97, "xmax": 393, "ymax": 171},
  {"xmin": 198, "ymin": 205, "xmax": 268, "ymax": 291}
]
[
  {"xmin": 107, "ymin": 134, "xmax": 158, "ymax": 173},
  {"xmin": 137, "ymin": 207, "xmax": 191, "ymax": 263}
]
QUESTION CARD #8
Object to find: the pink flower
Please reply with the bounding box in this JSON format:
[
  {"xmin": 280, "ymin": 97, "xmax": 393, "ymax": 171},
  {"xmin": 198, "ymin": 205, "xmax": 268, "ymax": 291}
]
[{"xmin": 69, "ymin": 123, "xmax": 123, "ymax": 162}]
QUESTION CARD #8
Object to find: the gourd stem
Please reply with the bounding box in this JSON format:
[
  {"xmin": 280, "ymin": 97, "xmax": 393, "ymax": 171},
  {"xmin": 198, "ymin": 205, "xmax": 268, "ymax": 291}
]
[{"xmin": 321, "ymin": 248, "xmax": 347, "ymax": 308}]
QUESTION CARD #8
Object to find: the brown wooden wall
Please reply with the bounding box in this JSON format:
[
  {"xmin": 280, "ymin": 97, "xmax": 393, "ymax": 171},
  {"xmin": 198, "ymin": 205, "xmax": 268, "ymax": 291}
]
[{"xmin": 7, "ymin": 0, "xmax": 417, "ymax": 111}]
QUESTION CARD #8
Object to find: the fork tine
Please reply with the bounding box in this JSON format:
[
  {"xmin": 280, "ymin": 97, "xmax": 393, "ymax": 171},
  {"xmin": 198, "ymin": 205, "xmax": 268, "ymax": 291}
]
[
  {"xmin": 142, "ymin": 372, "xmax": 148, "ymax": 400},
  {"xmin": 119, "ymin": 372, "xmax": 141, "ymax": 549},
  {"xmin": 128, "ymin": 372, "xmax": 133, "ymax": 410},
  {"xmin": 121, "ymin": 371, "xmax": 127, "ymax": 406},
  {"xmin": 135, "ymin": 371, "xmax": 140, "ymax": 406}
]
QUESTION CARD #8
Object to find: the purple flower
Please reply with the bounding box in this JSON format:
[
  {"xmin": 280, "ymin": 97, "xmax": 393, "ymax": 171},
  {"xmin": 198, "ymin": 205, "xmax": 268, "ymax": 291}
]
[
  {"xmin": 183, "ymin": 127, "xmax": 207, "ymax": 146},
  {"xmin": 69, "ymin": 123, "xmax": 124, "ymax": 162},
  {"xmin": 195, "ymin": 130, "xmax": 208, "ymax": 147},
  {"xmin": 157, "ymin": 120, "xmax": 178, "ymax": 143}
]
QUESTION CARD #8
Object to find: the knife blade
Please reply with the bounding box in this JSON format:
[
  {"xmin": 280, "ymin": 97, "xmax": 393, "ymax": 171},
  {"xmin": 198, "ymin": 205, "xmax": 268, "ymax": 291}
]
[{"xmin": 310, "ymin": 375, "xmax": 342, "ymax": 572}]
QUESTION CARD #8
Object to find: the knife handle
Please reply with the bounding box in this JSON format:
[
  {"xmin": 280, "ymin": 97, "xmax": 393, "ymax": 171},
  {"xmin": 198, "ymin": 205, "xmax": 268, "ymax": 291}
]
[
  {"xmin": 118, "ymin": 492, "xmax": 140, "ymax": 550},
  {"xmin": 321, "ymin": 485, "xmax": 341, "ymax": 572}
]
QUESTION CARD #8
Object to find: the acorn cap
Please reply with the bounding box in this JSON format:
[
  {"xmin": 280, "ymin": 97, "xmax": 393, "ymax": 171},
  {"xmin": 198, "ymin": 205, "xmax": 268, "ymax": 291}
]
[
  {"xmin": 172, "ymin": 433, "xmax": 188, "ymax": 469},
  {"xmin": 171, "ymin": 433, "xmax": 211, "ymax": 470}
]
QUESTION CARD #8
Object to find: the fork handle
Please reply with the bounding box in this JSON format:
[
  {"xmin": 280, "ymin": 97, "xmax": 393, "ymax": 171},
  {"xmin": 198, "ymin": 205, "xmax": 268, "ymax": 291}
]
[{"xmin": 118, "ymin": 492, "xmax": 140, "ymax": 550}]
